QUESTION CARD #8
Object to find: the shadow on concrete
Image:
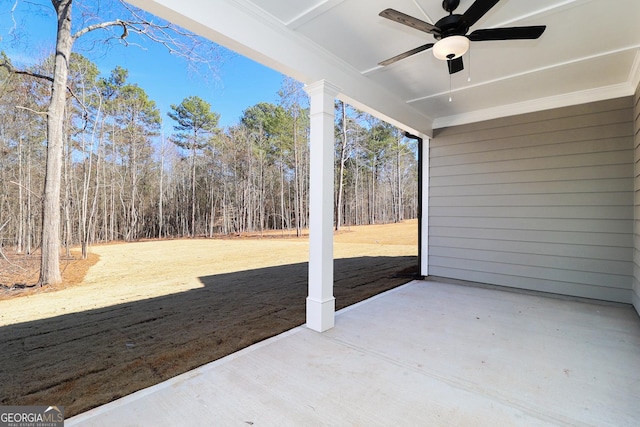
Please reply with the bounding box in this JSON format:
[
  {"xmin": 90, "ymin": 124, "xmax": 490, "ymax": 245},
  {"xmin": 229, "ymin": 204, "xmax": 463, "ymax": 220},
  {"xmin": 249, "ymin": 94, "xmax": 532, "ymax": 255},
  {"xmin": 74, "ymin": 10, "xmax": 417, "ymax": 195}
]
[{"xmin": 0, "ymin": 255, "xmax": 417, "ymax": 417}]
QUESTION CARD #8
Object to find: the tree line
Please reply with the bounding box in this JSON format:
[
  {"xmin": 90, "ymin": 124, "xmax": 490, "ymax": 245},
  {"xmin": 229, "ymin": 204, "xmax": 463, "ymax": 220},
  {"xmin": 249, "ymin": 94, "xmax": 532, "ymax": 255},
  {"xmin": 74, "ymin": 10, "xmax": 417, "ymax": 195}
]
[{"xmin": 0, "ymin": 53, "xmax": 418, "ymax": 267}]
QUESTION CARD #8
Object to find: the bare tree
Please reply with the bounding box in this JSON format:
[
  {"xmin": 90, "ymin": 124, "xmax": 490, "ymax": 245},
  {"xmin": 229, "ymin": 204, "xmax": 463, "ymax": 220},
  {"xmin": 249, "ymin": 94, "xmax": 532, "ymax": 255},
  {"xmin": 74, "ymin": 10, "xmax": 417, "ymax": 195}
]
[
  {"xmin": 2, "ymin": 0, "xmax": 218, "ymax": 285},
  {"xmin": 167, "ymin": 96, "xmax": 219, "ymax": 237},
  {"xmin": 278, "ymin": 77, "xmax": 308, "ymax": 236},
  {"xmin": 335, "ymin": 100, "xmax": 348, "ymax": 231}
]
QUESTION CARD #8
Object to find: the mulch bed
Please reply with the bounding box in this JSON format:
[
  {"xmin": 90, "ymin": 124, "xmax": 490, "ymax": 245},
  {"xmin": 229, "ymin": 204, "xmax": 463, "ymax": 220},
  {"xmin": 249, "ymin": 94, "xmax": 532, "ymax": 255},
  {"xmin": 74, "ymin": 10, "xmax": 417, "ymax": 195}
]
[{"xmin": 0, "ymin": 248, "xmax": 99, "ymax": 300}]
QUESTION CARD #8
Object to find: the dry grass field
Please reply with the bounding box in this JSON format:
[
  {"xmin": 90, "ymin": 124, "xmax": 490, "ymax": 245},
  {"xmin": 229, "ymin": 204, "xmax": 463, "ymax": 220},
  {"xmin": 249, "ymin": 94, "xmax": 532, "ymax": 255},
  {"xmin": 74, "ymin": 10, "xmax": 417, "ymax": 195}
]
[{"xmin": 0, "ymin": 220, "xmax": 418, "ymax": 417}]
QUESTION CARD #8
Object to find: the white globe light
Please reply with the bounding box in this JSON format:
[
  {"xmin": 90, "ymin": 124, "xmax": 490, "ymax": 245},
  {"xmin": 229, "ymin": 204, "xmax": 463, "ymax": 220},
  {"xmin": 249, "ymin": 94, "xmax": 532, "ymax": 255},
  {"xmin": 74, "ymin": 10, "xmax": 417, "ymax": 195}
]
[{"xmin": 432, "ymin": 35, "xmax": 470, "ymax": 60}]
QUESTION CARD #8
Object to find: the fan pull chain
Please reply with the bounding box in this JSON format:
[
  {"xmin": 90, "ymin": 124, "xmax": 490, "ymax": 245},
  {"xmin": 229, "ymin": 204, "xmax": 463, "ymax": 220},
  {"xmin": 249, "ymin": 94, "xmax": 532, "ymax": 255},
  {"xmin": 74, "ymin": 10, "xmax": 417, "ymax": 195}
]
[
  {"xmin": 449, "ymin": 73, "xmax": 452, "ymax": 102},
  {"xmin": 467, "ymin": 49, "xmax": 472, "ymax": 82}
]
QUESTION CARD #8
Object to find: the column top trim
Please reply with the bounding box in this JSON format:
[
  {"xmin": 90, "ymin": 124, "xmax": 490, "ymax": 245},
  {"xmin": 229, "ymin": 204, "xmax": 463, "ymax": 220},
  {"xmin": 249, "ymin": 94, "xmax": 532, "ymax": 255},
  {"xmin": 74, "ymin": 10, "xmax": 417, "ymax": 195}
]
[{"xmin": 304, "ymin": 80, "xmax": 341, "ymax": 97}]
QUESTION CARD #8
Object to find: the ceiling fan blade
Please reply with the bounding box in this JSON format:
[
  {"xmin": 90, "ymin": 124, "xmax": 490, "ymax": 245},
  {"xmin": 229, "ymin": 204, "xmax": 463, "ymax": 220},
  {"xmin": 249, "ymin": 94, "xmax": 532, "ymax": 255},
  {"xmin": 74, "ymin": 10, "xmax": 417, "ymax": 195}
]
[
  {"xmin": 379, "ymin": 43, "xmax": 435, "ymax": 66},
  {"xmin": 468, "ymin": 26, "xmax": 546, "ymax": 41},
  {"xmin": 447, "ymin": 56, "xmax": 464, "ymax": 74},
  {"xmin": 379, "ymin": 8, "xmax": 440, "ymax": 35},
  {"xmin": 462, "ymin": 0, "xmax": 501, "ymax": 27}
]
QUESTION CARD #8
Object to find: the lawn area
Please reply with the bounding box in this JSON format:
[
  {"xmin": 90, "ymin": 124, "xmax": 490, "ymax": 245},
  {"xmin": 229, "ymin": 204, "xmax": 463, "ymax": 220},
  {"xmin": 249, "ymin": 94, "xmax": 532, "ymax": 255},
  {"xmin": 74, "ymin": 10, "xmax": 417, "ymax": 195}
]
[{"xmin": 0, "ymin": 220, "xmax": 417, "ymax": 417}]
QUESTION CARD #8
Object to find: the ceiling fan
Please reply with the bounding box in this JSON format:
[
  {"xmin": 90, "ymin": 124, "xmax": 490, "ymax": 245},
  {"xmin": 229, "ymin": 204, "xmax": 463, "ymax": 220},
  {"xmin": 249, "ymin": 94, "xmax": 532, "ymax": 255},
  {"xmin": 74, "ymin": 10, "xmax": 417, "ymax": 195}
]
[{"xmin": 379, "ymin": 0, "xmax": 546, "ymax": 74}]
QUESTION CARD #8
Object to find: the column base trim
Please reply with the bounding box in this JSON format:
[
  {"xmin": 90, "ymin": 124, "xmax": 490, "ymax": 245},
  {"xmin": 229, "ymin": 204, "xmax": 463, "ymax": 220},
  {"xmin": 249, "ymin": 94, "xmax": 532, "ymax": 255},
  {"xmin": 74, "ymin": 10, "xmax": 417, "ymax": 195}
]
[{"xmin": 306, "ymin": 297, "xmax": 335, "ymax": 332}]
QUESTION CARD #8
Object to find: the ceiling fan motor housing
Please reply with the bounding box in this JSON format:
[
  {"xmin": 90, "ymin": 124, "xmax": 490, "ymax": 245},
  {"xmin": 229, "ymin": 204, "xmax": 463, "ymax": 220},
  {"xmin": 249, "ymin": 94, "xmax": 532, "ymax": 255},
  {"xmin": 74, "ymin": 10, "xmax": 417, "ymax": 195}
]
[{"xmin": 434, "ymin": 14, "xmax": 470, "ymax": 39}]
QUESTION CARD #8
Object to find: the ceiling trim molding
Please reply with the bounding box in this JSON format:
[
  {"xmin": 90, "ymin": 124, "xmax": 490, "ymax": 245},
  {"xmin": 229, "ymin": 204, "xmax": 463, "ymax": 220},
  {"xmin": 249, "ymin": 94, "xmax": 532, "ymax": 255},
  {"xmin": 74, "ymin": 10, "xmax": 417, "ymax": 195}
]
[
  {"xmin": 411, "ymin": 0, "xmax": 435, "ymax": 25},
  {"xmin": 630, "ymin": 50, "xmax": 640, "ymax": 90},
  {"xmin": 408, "ymin": 44, "xmax": 640, "ymax": 105},
  {"xmin": 284, "ymin": 0, "xmax": 343, "ymax": 29},
  {"xmin": 432, "ymin": 82, "xmax": 633, "ymax": 129},
  {"xmin": 490, "ymin": 0, "xmax": 579, "ymax": 28}
]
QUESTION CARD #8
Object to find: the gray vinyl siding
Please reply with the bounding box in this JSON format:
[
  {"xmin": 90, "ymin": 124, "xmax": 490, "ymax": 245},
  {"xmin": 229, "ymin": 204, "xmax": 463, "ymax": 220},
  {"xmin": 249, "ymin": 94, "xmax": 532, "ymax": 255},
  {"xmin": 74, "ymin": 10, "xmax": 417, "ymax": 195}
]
[
  {"xmin": 430, "ymin": 98, "xmax": 634, "ymax": 303},
  {"xmin": 633, "ymin": 82, "xmax": 640, "ymax": 315}
]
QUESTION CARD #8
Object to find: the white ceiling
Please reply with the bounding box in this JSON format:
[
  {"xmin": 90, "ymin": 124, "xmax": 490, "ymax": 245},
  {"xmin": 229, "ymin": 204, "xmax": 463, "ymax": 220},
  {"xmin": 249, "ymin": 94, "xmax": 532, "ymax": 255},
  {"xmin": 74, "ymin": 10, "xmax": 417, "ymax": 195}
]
[{"xmin": 129, "ymin": 0, "xmax": 640, "ymax": 136}]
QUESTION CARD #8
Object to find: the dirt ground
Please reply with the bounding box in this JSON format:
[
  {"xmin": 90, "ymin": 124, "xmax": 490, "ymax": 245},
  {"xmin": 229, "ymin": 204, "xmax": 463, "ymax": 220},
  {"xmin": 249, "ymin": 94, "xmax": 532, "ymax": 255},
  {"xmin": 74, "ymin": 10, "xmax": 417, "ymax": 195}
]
[{"xmin": 0, "ymin": 220, "xmax": 418, "ymax": 417}]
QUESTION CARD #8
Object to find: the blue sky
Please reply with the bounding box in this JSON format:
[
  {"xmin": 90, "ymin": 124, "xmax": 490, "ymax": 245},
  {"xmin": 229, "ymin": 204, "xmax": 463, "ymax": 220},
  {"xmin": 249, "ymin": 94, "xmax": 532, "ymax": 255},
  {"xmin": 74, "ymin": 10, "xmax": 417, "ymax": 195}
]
[{"xmin": 0, "ymin": 0, "xmax": 286, "ymax": 130}]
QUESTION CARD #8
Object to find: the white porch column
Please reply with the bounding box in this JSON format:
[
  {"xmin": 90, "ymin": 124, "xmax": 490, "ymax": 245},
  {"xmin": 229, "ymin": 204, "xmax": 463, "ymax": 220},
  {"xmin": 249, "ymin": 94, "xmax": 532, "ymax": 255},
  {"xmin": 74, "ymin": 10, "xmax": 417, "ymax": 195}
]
[
  {"xmin": 420, "ymin": 137, "xmax": 429, "ymax": 276},
  {"xmin": 304, "ymin": 80, "xmax": 340, "ymax": 332}
]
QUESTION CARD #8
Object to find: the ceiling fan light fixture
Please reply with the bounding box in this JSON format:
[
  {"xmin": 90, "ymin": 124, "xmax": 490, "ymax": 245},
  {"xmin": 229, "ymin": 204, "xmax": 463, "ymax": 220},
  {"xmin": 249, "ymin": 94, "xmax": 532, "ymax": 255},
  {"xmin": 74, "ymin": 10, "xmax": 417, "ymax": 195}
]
[{"xmin": 432, "ymin": 35, "xmax": 469, "ymax": 60}]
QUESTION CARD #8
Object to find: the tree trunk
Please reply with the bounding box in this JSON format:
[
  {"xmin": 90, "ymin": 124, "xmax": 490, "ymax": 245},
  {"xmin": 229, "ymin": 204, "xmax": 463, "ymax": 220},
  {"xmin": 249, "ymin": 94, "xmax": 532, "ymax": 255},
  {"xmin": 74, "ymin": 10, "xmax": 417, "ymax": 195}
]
[
  {"xmin": 109, "ymin": 145, "xmax": 115, "ymax": 241},
  {"xmin": 280, "ymin": 159, "xmax": 285, "ymax": 232},
  {"xmin": 26, "ymin": 141, "xmax": 32, "ymax": 255},
  {"xmin": 65, "ymin": 108, "xmax": 77, "ymax": 256},
  {"xmin": 371, "ymin": 161, "xmax": 377, "ymax": 224},
  {"xmin": 84, "ymin": 129, "xmax": 102, "ymax": 259},
  {"xmin": 39, "ymin": 0, "xmax": 73, "ymax": 286},
  {"xmin": 354, "ymin": 153, "xmax": 360, "ymax": 225},
  {"xmin": 209, "ymin": 183, "xmax": 215, "ymax": 238},
  {"xmin": 158, "ymin": 136, "xmax": 165, "ymax": 238},
  {"xmin": 293, "ymin": 122, "xmax": 302, "ymax": 237},
  {"xmin": 129, "ymin": 141, "xmax": 137, "ymax": 240},
  {"xmin": 336, "ymin": 101, "xmax": 348, "ymax": 231},
  {"xmin": 17, "ymin": 135, "xmax": 24, "ymax": 253},
  {"xmin": 396, "ymin": 133, "xmax": 403, "ymax": 223},
  {"xmin": 191, "ymin": 143, "xmax": 196, "ymax": 237}
]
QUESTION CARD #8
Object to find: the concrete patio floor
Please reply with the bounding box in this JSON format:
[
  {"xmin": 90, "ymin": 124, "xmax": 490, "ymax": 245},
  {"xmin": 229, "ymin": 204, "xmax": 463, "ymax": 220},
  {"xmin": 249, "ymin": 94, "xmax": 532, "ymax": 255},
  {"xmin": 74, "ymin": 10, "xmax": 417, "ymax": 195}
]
[{"xmin": 67, "ymin": 279, "xmax": 640, "ymax": 426}]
